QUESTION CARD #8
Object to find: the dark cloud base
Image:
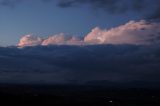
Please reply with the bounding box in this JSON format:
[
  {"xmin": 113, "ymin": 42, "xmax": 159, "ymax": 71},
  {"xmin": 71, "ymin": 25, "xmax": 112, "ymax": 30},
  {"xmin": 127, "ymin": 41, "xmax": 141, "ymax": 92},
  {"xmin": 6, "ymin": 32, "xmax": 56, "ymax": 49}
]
[
  {"xmin": 0, "ymin": 44, "xmax": 160, "ymax": 87},
  {"xmin": 0, "ymin": 0, "xmax": 160, "ymax": 20},
  {"xmin": 57, "ymin": 0, "xmax": 160, "ymax": 20}
]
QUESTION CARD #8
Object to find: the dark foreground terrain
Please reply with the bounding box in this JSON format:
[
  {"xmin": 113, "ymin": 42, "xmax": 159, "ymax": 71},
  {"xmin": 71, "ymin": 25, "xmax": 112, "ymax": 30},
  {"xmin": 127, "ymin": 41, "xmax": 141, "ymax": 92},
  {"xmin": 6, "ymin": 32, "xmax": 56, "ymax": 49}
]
[{"xmin": 0, "ymin": 84, "xmax": 160, "ymax": 106}]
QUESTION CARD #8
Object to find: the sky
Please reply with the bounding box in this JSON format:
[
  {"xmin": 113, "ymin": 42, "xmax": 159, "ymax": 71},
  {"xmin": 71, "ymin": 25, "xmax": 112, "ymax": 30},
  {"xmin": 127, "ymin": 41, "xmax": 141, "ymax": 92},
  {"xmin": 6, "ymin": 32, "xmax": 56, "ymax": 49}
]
[
  {"xmin": 0, "ymin": 0, "xmax": 160, "ymax": 86},
  {"xmin": 0, "ymin": 0, "xmax": 159, "ymax": 46}
]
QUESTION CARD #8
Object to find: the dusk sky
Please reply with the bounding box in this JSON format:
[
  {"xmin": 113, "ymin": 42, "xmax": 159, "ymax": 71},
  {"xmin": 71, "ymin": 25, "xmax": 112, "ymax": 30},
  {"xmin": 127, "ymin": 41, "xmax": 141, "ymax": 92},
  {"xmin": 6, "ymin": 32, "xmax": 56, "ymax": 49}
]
[
  {"xmin": 0, "ymin": 0, "xmax": 160, "ymax": 85},
  {"xmin": 1, "ymin": 1, "xmax": 160, "ymax": 105},
  {"xmin": 0, "ymin": 0, "xmax": 159, "ymax": 46}
]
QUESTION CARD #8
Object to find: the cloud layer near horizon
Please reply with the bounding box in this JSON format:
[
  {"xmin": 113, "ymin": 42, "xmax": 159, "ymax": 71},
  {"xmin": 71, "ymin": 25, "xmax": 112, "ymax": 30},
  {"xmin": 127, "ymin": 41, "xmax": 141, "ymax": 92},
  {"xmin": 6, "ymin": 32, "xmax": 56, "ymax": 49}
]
[
  {"xmin": 0, "ymin": 45, "xmax": 160, "ymax": 85},
  {"xmin": 18, "ymin": 20, "xmax": 160, "ymax": 47}
]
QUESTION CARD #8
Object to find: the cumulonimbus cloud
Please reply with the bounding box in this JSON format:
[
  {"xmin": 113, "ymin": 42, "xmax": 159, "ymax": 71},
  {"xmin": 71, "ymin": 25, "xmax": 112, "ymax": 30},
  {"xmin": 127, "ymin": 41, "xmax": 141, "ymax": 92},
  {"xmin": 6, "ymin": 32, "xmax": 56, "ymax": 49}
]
[
  {"xmin": 84, "ymin": 20, "xmax": 160, "ymax": 45},
  {"xmin": 18, "ymin": 20, "xmax": 160, "ymax": 47}
]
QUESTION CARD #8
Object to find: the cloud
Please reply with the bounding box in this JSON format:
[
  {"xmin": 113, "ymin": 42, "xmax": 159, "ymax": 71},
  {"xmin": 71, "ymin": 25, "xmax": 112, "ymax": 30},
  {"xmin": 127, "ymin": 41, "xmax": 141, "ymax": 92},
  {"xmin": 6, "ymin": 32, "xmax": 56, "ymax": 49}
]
[
  {"xmin": 42, "ymin": 33, "xmax": 83, "ymax": 45},
  {"xmin": 1, "ymin": 0, "xmax": 160, "ymax": 20},
  {"xmin": 57, "ymin": 0, "xmax": 142, "ymax": 13},
  {"xmin": 57, "ymin": 0, "xmax": 160, "ymax": 20},
  {"xmin": 149, "ymin": 6, "xmax": 160, "ymax": 20},
  {"xmin": 18, "ymin": 33, "xmax": 83, "ymax": 47},
  {"xmin": 18, "ymin": 20, "xmax": 160, "ymax": 47},
  {"xmin": 0, "ymin": 45, "xmax": 160, "ymax": 85},
  {"xmin": 0, "ymin": 0, "xmax": 23, "ymax": 7},
  {"xmin": 84, "ymin": 20, "xmax": 160, "ymax": 45},
  {"xmin": 42, "ymin": 33, "xmax": 70, "ymax": 45},
  {"xmin": 18, "ymin": 34, "xmax": 43, "ymax": 47}
]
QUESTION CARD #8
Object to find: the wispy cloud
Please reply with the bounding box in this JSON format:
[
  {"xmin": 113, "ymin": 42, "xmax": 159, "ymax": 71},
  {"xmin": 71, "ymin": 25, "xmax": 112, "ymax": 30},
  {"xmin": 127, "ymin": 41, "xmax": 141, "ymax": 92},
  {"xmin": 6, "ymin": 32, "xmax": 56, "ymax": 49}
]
[
  {"xmin": 0, "ymin": 0, "xmax": 160, "ymax": 20},
  {"xmin": 58, "ymin": 0, "xmax": 144, "ymax": 13},
  {"xmin": 0, "ymin": 0, "xmax": 24, "ymax": 7},
  {"xmin": 57, "ymin": 0, "xmax": 160, "ymax": 20}
]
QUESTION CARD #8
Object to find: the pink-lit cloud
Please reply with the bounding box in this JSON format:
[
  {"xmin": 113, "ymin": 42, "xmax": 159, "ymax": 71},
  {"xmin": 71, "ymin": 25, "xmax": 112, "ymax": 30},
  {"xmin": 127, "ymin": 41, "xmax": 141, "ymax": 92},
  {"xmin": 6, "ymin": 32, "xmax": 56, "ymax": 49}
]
[
  {"xmin": 18, "ymin": 34, "xmax": 43, "ymax": 47},
  {"xmin": 84, "ymin": 20, "xmax": 160, "ymax": 45},
  {"xmin": 18, "ymin": 33, "xmax": 83, "ymax": 47},
  {"xmin": 42, "ymin": 33, "xmax": 83, "ymax": 45},
  {"xmin": 42, "ymin": 33, "xmax": 69, "ymax": 45},
  {"xmin": 18, "ymin": 20, "xmax": 160, "ymax": 47}
]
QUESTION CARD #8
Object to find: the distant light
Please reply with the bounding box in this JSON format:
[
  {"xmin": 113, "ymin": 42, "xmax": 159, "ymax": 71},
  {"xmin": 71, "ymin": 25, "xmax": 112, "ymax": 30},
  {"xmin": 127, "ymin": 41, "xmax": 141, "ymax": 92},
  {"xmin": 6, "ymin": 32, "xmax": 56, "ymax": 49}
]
[
  {"xmin": 33, "ymin": 94, "xmax": 38, "ymax": 97},
  {"xmin": 109, "ymin": 100, "xmax": 113, "ymax": 103},
  {"xmin": 152, "ymin": 96, "xmax": 155, "ymax": 98}
]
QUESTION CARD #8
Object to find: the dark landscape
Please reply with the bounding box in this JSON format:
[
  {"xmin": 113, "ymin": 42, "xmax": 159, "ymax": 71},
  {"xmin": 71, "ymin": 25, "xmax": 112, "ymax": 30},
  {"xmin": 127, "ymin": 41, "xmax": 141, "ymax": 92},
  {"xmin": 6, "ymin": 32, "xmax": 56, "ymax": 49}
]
[
  {"xmin": 0, "ymin": 45, "xmax": 160, "ymax": 105},
  {"xmin": 0, "ymin": 83, "xmax": 160, "ymax": 106}
]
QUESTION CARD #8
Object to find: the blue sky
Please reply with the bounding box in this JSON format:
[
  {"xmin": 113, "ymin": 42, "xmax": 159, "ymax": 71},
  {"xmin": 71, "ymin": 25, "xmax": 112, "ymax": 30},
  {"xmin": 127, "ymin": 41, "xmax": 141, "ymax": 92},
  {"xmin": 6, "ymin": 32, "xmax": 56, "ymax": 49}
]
[{"xmin": 0, "ymin": 0, "xmax": 158, "ymax": 46}]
